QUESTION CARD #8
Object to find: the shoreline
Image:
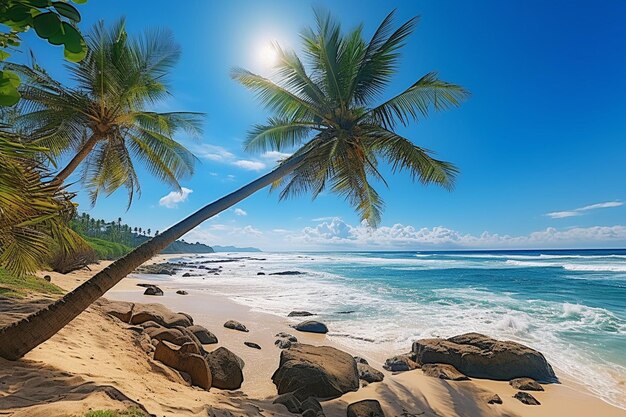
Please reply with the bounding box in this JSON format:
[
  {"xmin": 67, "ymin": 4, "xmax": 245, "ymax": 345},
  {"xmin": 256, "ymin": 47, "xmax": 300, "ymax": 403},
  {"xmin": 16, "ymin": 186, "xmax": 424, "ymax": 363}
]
[{"xmin": 2, "ymin": 256, "xmax": 623, "ymax": 416}]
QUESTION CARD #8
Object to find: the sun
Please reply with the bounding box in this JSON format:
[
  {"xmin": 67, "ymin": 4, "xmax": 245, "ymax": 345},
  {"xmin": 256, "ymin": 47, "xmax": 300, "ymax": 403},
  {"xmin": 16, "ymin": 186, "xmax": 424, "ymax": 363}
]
[{"xmin": 257, "ymin": 42, "xmax": 278, "ymax": 68}]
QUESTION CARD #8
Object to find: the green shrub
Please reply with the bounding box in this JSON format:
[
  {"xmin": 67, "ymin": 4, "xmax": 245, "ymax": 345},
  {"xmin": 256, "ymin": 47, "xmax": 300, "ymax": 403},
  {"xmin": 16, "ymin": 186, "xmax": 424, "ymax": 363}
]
[{"xmin": 0, "ymin": 268, "xmax": 63, "ymax": 298}]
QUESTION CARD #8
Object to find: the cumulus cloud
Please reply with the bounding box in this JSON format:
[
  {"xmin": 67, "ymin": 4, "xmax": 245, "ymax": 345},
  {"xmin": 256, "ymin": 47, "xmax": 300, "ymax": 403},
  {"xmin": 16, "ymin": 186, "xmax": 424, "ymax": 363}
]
[
  {"xmin": 233, "ymin": 160, "xmax": 266, "ymax": 170},
  {"xmin": 159, "ymin": 187, "xmax": 193, "ymax": 208},
  {"xmin": 192, "ymin": 144, "xmax": 266, "ymax": 171},
  {"xmin": 234, "ymin": 208, "xmax": 247, "ymax": 216},
  {"xmin": 292, "ymin": 218, "xmax": 626, "ymax": 249},
  {"xmin": 546, "ymin": 201, "xmax": 622, "ymax": 219}
]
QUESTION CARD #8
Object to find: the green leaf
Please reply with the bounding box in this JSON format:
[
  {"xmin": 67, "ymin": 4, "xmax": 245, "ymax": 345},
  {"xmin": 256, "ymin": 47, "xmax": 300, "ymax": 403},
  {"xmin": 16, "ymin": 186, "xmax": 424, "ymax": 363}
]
[
  {"xmin": 0, "ymin": 50, "xmax": 10, "ymax": 61},
  {"xmin": 59, "ymin": 22, "xmax": 83, "ymax": 52},
  {"xmin": 5, "ymin": 5, "xmax": 31, "ymax": 22},
  {"xmin": 33, "ymin": 12, "xmax": 62, "ymax": 39},
  {"xmin": 23, "ymin": 0, "xmax": 52, "ymax": 7},
  {"xmin": 71, "ymin": 0, "xmax": 87, "ymax": 4},
  {"xmin": 0, "ymin": 70, "xmax": 21, "ymax": 106},
  {"xmin": 52, "ymin": 2, "xmax": 81, "ymax": 22},
  {"xmin": 63, "ymin": 40, "xmax": 86, "ymax": 62}
]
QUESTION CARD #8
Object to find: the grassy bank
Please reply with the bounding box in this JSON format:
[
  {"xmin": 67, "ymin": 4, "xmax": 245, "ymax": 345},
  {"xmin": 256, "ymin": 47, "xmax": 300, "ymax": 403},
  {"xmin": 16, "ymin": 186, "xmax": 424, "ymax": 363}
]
[
  {"xmin": 83, "ymin": 236, "xmax": 132, "ymax": 260},
  {"xmin": 0, "ymin": 268, "xmax": 63, "ymax": 298}
]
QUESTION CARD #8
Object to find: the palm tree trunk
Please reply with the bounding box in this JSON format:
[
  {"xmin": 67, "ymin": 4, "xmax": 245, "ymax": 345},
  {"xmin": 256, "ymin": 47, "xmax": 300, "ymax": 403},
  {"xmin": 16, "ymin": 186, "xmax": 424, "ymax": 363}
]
[
  {"xmin": 0, "ymin": 154, "xmax": 305, "ymax": 360},
  {"xmin": 50, "ymin": 134, "xmax": 100, "ymax": 186}
]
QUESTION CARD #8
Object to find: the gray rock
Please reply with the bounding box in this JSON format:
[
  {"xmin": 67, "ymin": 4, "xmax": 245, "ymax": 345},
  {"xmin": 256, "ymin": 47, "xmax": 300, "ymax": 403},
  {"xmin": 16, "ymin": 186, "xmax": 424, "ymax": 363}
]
[
  {"xmin": 412, "ymin": 333, "xmax": 557, "ymax": 382},
  {"xmin": 153, "ymin": 340, "xmax": 211, "ymax": 390},
  {"xmin": 354, "ymin": 356, "xmax": 369, "ymax": 365},
  {"xmin": 288, "ymin": 311, "xmax": 315, "ymax": 317},
  {"xmin": 347, "ymin": 399, "xmax": 385, "ymax": 417},
  {"xmin": 176, "ymin": 290, "xmax": 188, "ymax": 295},
  {"xmin": 383, "ymin": 354, "xmax": 418, "ymax": 372},
  {"xmin": 273, "ymin": 392, "xmax": 301, "ymax": 413},
  {"xmin": 275, "ymin": 339, "xmax": 292, "ymax": 349},
  {"xmin": 357, "ymin": 363, "xmax": 384, "ymax": 383},
  {"xmin": 143, "ymin": 285, "xmax": 164, "ymax": 296},
  {"xmin": 187, "ymin": 325, "xmax": 218, "ymax": 344},
  {"xmin": 421, "ymin": 363, "xmax": 469, "ymax": 381},
  {"xmin": 510, "ymin": 377, "xmax": 544, "ymax": 391},
  {"xmin": 43, "ymin": 275, "xmax": 52, "ymax": 282},
  {"xmin": 204, "ymin": 347, "xmax": 244, "ymax": 390},
  {"xmin": 485, "ymin": 393, "xmax": 502, "ymax": 404},
  {"xmin": 275, "ymin": 332, "xmax": 298, "ymax": 342},
  {"xmin": 293, "ymin": 320, "xmax": 328, "ymax": 334},
  {"xmin": 269, "ymin": 271, "xmax": 304, "ymax": 275},
  {"xmin": 223, "ymin": 320, "xmax": 248, "ymax": 332},
  {"xmin": 272, "ymin": 344, "xmax": 359, "ymax": 400},
  {"xmin": 513, "ymin": 391, "xmax": 541, "ymax": 405},
  {"xmin": 244, "ymin": 341, "xmax": 261, "ymax": 349}
]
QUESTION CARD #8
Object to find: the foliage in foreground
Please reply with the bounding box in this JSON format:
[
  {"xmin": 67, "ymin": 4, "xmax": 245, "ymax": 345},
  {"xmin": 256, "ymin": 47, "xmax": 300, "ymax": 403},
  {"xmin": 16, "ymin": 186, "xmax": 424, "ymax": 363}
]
[
  {"xmin": 0, "ymin": 267, "xmax": 62, "ymax": 298},
  {"xmin": 84, "ymin": 407, "xmax": 147, "ymax": 417}
]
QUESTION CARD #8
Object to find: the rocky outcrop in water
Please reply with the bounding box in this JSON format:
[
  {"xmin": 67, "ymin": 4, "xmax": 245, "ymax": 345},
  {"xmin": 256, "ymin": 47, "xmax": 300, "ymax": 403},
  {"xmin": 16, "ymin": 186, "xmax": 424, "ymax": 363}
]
[{"xmin": 412, "ymin": 333, "xmax": 557, "ymax": 382}]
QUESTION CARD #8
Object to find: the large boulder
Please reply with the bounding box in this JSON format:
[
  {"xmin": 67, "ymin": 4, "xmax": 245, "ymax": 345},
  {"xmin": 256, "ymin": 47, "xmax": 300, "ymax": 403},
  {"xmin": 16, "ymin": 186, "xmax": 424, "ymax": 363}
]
[
  {"xmin": 412, "ymin": 333, "xmax": 557, "ymax": 382},
  {"xmin": 187, "ymin": 325, "xmax": 218, "ymax": 344},
  {"xmin": 130, "ymin": 303, "xmax": 193, "ymax": 328},
  {"xmin": 204, "ymin": 347, "xmax": 244, "ymax": 390},
  {"xmin": 347, "ymin": 400, "xmax": 385, "ymax": 417},
  {"xmin": 153, "ymin": 340, "xmax": 211, "ymax": 390},
  {"xmin": 421, "ymin": 363, "xmax": 469, "ymax": 381},
  {"xmin": 272, "ymin": 344, "xmax": 359, "ymax": 400},
  {"xmin": 146, "ymin": 327, "xmax": 184, "ymax": 343},
  {"xmin": 293, "ymin": 320, "xmax": 328, "ymax": 334},
  {"xmin": 94, "ymin": 299, "xmax": 134, "ymax": 323}
]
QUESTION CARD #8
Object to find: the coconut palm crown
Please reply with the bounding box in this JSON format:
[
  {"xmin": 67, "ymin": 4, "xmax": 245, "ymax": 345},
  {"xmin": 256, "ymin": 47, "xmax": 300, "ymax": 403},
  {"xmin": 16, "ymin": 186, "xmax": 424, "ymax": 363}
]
[
  {"xmin": 8, "ymin": 19, "xmax": 203, "ymax": 205},
  {"xmin": 232, "ymin": 9, "xmax": 469, "ymax": 226}
]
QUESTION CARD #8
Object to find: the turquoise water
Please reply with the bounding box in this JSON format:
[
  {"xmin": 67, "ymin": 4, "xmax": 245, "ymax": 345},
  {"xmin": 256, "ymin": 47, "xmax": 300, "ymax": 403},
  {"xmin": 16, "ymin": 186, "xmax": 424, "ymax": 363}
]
[{"xmin": 171, "ymin": 249, "xmax": 626, "ymax": 408}]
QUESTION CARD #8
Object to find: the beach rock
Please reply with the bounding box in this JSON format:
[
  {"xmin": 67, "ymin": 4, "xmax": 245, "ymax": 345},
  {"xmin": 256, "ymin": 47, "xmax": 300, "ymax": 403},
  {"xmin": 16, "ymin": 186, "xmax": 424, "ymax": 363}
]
[
  {"xmin": 138, "ymin": 320, "xmax": 161, "ymax": 329},
  {"xmin": 273, "ymin": 392, "xmax": 301, "ymax": 413},
  {"xmin": 176, "ymin": 290, "xmax": 188, "ymax": 295},
  {"xmin": 272, "ymin": 344, "xmax": 359, "ymax": 400},
  {"xmin": 513, "ymin": 391, "xmax": 541, "ymax": 405},
  {"xmin": 43, "ymin": 275, "xmax": 51, "ymax": 282},
  {"xmin": 337, "ymin": 310, "xmax": 355, "ymax": 314},
  {"xmin": 257, "ymin": 272, "xmax": 266, "ymax": 275},
  {"xmin": 135, "ymin": 263, "xmax": 178, "ymax": 275},
  {"xmin": 347, "ymin": 399, "xmax": 385, "ymax": 417},
  {"xmin": 223, "ymin": 320, "xmax": 248, "ymax": 332},
  {"xmin": 300, "ymin": 397, "xmax": 323, "ymax": 414},
  {"xmin": 130, "ymin": 303, "xmax": 193, "ymax": 328},
  {"xmin": 354, "ymin": 356, "xmax": 369, "ymax": 365},
  {"xmin": 153, "ymin": 340, "xmax": 211, "ymax": 390},
  {"xmin": 273, "ymin": 394, "xmax": 323, "ymax": 416},
  {"xmin": 146, "ymin": 327, "xmax": 184, "ymax": 343},
  {"xmin": 275, "ymin": 339, "xmax": 293, "ymax": 349},
  {"xmin": 204, "ymin": 347, "xmax": 244, "ymax": 390},
  {"xmin": 244, "ymin": 341, "xmax": 261, "ymax": 349},
  {"xmin": 485, "ymin": 393, "xmax": 503, "ymax": 404},
  {"xmin": 288, "ymin": 311, "xmax": 315, "ymax": 317},
  {"xmin": 510, "ymin": 377, "xmax": 544, "ymax": 391},
  {"xmin": 382, "ymin": 354, "xmax": 418, "ymax": 372},
  {"xmin": 94, "ymin": 299, "xmax": 134, "ymax": 323},
  {"xmin": 293, "ymin": 320, "xmax": 328, "ymax": 334},
  {"xmin": 412, "ymin": 333, "xmax": 557, "ymax": 382},
  {"xmin": 421, "ymin": 363, "xmax": 469, "ymax": 381},
  {"xmin": 357, "ymin": 363, "xmax": 384, "ymax": 383},
  {"xmin": 276, "ymin": 332, "xmax": 298, "ymax": 342},
  {"xmin": 187, "ymin": 325, "xmax": 218, "ymax": 344},
  {"xmin": 182, "ymin": 272, "xmax": 192, "ymax": 277},
  {"xmin": 143, "ymin": 285, "xmax": 164, "ymax": 296},
  {"xmin": 270, "ymin": 271, "xmax": 304, "ymax": 275}
]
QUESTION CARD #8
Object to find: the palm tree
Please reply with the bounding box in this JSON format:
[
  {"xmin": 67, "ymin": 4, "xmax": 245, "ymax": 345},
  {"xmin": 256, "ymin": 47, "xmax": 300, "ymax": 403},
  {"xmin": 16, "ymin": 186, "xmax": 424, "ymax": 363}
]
[
  {"xmin": 8, "ymin": 19, "xmax": 203, "ymax": 204},
  {"xmin": 0, "ymin": 10, "xmax": 468, "ymax": 360}
]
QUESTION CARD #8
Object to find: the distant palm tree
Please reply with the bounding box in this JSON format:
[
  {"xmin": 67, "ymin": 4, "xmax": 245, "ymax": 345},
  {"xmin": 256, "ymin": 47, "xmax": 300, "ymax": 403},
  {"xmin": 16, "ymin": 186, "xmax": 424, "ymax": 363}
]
[
  {"xmin": 0, "ymin": 10, "xmax": 468, "ymax": 360},
  {"xmin": 8, "ymin": 19, "xmax": 203, "ymax": 204}
]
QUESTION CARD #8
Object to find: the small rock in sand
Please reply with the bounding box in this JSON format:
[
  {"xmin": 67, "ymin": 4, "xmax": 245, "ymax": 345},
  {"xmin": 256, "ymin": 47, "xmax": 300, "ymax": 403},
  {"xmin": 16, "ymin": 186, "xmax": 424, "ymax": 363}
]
[
  {"xmin": 383, "ymin": 354, "xmax": 418, "ymax": 372},
  {"xmin": 421, "ymin": 363, "xmax": 469, "ymax": 381},
  {"xmin": 292, "ymin": 320, "xmax": 328, "ymax": 334},
  {"xmin": 509, "ymin": 377, "xmax": 544, "ymax": 391},
  {"xmin": 223, "ymin": 320, "xmax": 248, "ymax": 332},
  {"xmin": 275, "ymin": 339, "xmax": 293, "ymax": 349},
  {"xmin": 485, "ymin": 393, "xmax": 503, "ymax": 404},
  {"xmin": 43, "ymin": 275, "xmax": 52, "ymax": 282},
  {"xmin": 357, "ymin": 363, "xmax": 384, "ymax": 383},
  {"xmin": 187, "ymin": 325, "xmax": 218, "ymax": 344},
  {"xmin": 513, "ymin": 391, "xmax": 541, "ymax": 405},
  {"xmin": 176, "ymin": 290, "xmax": 188, "ymax": 295},
  {"xmin": 269, "ymin": 271, "xmax": 304, "ymax": 276},
  {"xmin": 143, "ymin": 285, "xmax": 164, "ymax": 296},
  {"xmin": 244, "ymin": 341, "xmax": 261, "ymax": 349},
  {"xmin": 347, "ymin": 399, "xmax": 385, "ymax": 417},
  {"xmin": 257, "ymin": 272, "xmax": 266, "ymax": 275},
  {"xmin": 288, "ymin": 311, "xmax": 315, "ymax": 317},
  {"xmin": 354, "ymin": 356, "xmax": 368, "ymax": 365}
]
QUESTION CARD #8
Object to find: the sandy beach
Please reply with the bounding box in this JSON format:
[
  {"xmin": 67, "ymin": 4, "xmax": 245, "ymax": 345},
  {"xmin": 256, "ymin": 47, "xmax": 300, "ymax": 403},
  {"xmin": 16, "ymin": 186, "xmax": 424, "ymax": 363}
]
[{"xmin": 0, "ymin": 256, "xmax": 623, "ymax": 417}]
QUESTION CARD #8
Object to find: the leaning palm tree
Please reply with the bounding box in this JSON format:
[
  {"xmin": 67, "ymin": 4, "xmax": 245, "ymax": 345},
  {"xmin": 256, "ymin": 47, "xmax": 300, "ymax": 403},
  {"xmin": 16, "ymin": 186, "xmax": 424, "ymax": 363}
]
[
  {"xmin": 0, "ymin": 10, "xmax": 468, "ymax": 360},
  {"xmin": 7, "ymin": 19, "xmax": 202, "ymax": 204}
]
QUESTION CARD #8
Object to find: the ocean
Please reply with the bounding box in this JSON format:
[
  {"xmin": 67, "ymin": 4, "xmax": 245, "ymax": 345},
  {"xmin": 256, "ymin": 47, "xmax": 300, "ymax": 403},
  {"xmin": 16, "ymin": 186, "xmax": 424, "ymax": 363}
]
[{"xmin": 165, "ymin": 249, "xmax": 626, "ymax": 409}]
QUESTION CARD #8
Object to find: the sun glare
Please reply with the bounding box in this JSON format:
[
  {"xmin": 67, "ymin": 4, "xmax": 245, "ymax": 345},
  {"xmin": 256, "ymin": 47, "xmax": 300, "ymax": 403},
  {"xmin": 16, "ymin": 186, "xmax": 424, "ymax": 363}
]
[{"xmin": 258, "ymin": 43, "xmax": 278, "ymax": 68}]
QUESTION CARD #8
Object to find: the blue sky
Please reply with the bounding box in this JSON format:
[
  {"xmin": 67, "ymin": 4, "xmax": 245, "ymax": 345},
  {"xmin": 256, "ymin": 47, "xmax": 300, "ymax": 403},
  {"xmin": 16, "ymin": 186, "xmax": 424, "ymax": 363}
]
[{"xmin": 16, "ymin": 0, "xmax": 626, "ymax": 250}]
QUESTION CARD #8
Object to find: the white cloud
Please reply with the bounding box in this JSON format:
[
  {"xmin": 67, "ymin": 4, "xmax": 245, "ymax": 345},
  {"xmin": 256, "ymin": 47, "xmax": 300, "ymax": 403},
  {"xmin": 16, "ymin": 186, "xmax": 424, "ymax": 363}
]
[
  {"xmin": 233, "ymin": 160, "xmax": 266, "ymax": 171},
  {"xmin": 192, "ymin": 143, "xmax": 267, "ymax": 171},
  {"xmin": 262, "ymin": 151, "xmax": 292, "ymax": 161},
  {"xmin": 291, "ymin": 218, "xmax": 626, "ymax": 249},
  {"xmin": 159, "ymin": 187, "xmax": 193, "ymax": 209},
  {"xmin": 546, "ymin": 201, "xmax": 622, "ymax": 219},
  {"xmin": 241, "ymin": 225, "xmax": 263, "ymax": 236},
  {"xmin": 234, "ymin": 208, "xmax": 247, "ymax": 216}
]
